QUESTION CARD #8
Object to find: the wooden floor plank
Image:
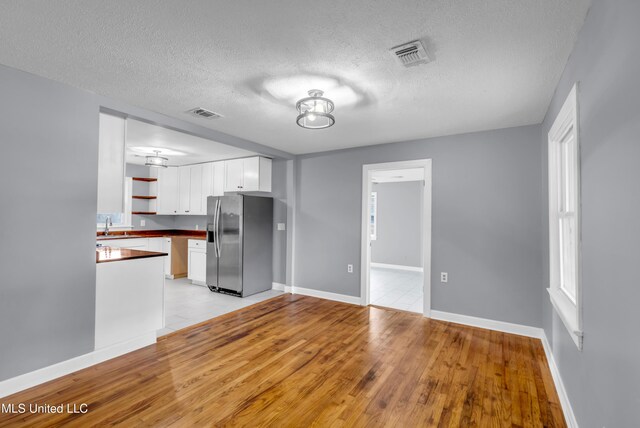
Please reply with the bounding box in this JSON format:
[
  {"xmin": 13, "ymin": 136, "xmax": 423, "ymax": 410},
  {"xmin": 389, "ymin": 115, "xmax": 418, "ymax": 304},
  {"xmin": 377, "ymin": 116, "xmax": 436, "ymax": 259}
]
[{"xmin": 0, "ymin": 295, "xmax": 566, "ymax": 427}]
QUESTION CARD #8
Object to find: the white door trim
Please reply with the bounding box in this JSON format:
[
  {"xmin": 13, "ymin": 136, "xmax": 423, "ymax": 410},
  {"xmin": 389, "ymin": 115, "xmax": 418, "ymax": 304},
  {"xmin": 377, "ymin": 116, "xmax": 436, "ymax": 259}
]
[{"xmin": 360, "ymin": 159, "xmax": 433, "ymax": 317}]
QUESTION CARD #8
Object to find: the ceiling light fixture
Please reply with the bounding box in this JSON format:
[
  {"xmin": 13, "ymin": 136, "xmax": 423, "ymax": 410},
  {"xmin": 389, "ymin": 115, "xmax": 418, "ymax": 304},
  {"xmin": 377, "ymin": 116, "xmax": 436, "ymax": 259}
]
[
  {"xmin": 145, "ymin": 150, "xmax": 168, "ymax": 168},
  {"xmin": 296, "ymin": 90, "xmax": 335, "ymax": 129}
]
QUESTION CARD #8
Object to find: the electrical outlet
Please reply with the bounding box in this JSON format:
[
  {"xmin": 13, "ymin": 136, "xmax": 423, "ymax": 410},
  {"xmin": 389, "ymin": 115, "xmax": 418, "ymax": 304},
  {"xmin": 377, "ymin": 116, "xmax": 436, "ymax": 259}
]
[
  {"xmin": 347, "ymin": 264, "xmax": 354, "ymax": 273},
  {"xmin": 195, "ymin": 224, "xmax": 199, "ymax": 230},
  {"xmin": 277, "ymin": 223, "xmax": 286, "ymax": 231},
  {"xmin": 440, "ymin": 272, "xmax": 448, "ymax": 283},
  {"xmin": 140, "ymin": 219, "xmax": 146, "ymax": 227}
]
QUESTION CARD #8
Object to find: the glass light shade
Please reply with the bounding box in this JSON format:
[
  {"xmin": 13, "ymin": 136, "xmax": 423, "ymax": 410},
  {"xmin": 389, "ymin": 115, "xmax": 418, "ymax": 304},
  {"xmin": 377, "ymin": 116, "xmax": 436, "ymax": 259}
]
[
  {"xmin": 145, "ymin": 150, "xmax": 168, "ymax": 168},
  {"xmin": 296, "ymin": 89, "xmax": 335, "ymax": 129}
]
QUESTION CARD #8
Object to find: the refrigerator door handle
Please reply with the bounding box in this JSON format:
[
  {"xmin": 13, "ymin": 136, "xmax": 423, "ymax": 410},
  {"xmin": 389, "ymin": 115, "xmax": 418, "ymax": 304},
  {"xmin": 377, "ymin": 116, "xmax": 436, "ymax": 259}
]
[
  {"xmin": 215, "ymin": 199, "xmax": 222, "ymax": 257},
  {"xmin": 213, "ymin": 199, "xmax": 219, "ymax": 258}
]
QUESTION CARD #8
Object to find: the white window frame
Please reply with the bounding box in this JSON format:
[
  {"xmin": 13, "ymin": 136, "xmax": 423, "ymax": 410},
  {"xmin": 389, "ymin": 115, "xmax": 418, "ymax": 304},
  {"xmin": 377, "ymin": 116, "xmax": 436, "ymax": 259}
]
[
  {"xmin": 369, "ymin": 191, "xmax": 378, "ymax": 241},
  {"xmin": 547, "ymin": 83, "xmax": 583, "ymax": 350},
  {"xmin": 97, "ymin": 177, "xmax": 133, "ymax": 230}
]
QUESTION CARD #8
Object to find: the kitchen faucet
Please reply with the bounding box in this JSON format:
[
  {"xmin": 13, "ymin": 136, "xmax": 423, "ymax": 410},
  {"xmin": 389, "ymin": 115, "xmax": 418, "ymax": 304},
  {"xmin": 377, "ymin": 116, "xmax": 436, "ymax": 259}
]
[{"xmin": 104, "ymin": 216, "xmax": 112, "ymax": 236}]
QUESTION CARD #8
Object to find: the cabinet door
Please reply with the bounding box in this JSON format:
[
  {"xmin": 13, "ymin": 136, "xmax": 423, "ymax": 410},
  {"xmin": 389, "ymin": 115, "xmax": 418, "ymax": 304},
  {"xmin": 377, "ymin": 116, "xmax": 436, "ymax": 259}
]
[
  {"xmin": 258, "ymin": 157, "xmax": 272, "ymax": 192},
  {"xmin": 242, "ymin": 157, "xmax": 260, "ymax": 191},
  {"xmin": 97, "ymin": 113, "xmax": 125, "ymax": 213},
  {"xmin": 115, "ymin": 238, "xmax": 149, "ymax": 250},
  {"xmin": 188, "ymin": 249, "xmax": 207, "ymax": 283},
  {"xmin": 212, "ymin": 161, "xmax": 225, "ymax": 197},
  {"xmin": 162, "ymin": 238, "xmax": 172, "ymax": 277},
  {"xmin": 224, "ymin": 159, "xmax": 244, "ymax": 192},
  {"xmin": 147, "ymin": 237, "xmax": 163, "ymax": 252},
  {"xmin": 157, "ymin": 167, "xmax": 179, "ymax": 214},
  {"xmin": 189, "ymin": 164, "xmax": 204, "ymax": 215},
  {"xmin": 200, "ymin": 163, "xmax": 214, "ymax": 209},
  {"xmin": 178, "ymin": 166, "xmax": 191, "ymax": 214}
]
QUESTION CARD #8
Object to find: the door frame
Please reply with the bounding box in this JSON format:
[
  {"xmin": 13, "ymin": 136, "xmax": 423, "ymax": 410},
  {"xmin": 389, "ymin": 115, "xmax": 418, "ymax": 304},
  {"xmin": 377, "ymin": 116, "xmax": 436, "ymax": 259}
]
[{"xmin": 360, "ymin": 159, "xmax": 433, "ymax": 317}]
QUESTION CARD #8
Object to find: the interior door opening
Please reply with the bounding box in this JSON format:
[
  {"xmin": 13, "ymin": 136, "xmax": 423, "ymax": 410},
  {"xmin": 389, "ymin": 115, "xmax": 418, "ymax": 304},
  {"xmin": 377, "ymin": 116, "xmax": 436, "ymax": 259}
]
[{"xmin": 360, "ymin": 160, "xmax": 432, "ymax": 317}]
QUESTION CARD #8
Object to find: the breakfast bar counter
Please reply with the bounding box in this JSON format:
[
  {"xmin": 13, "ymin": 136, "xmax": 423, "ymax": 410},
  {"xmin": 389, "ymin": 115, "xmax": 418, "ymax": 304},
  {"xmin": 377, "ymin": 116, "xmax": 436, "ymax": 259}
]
[{"xmin": 96, "ymin": 246, "xmax": 167, "ymax": 263}]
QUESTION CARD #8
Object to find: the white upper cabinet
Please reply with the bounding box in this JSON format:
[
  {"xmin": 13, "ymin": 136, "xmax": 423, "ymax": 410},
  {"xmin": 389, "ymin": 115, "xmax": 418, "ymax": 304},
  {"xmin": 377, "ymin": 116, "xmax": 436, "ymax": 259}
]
[
  {"xmin": 211, "ymin": 161, "xmax": 225, "ymax": 197},
  {"xmin": 225, "ymin": 159, "xmax": 244, "ymax": 191},
  {"xmin": 224, "ymin": 156, "xmax": 272, "ymax": 192},
  {"xmin": 177, "ymin": 164, "xmax": 209, "ymax": 215},
  {"xmin": 157, "ymin": 167, "xmax": 179, "ymax": 215},
  {"xmin": 155, "ymin": 157, "xmax": 271, "ymax": 216},
  {"xmin": 187, "ymin": 164, "xmax": 205, "ymax": 215},
  {"xmin": 97, "ymin": 113, "xmax": 126, "ymax": 213},
  {"xmin": 178, "ymin": 166, "xmax": 192, "ymax": 214}
]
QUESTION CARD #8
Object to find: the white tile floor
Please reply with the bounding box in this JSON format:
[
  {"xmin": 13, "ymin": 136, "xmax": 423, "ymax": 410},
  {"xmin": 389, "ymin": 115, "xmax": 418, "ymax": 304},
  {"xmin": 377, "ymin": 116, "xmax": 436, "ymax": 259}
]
[
  {"xmin": 158, "ymin": 278, "xmax": 283, "ymax": 336},
  {"xmin": 370, "ymin": 266, "xmax": 423, "ymax": 314}
]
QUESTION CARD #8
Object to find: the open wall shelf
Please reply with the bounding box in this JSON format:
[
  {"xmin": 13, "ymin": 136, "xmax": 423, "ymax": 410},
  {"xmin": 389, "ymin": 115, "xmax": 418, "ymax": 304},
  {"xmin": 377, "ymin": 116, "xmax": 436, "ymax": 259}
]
[{"xmin": 130, "ymin": 176, "xmax": 157, "ymax": 215}]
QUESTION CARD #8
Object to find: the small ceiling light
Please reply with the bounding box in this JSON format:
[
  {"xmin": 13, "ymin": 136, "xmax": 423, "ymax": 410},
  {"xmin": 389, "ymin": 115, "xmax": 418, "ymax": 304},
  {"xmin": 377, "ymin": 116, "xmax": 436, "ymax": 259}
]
[
  {"xmin": 145, "ymin": 150, "xmax": 168, "ymax": 168},
  {"xmin": 296, "ymin": 89, "xmax": 335, "ymax": 129}
]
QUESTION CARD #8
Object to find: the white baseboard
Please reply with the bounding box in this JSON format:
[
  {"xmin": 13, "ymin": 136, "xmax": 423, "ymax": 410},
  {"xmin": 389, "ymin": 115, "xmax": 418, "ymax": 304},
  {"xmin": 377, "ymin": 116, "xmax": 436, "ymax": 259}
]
[
  {"xmin": 284, "ymin": 285, "xmax": 293, "ymax": 293},
  {"xmin": 292, "ymin": 286, "xmax": 361, "ymax": 305},
  {"xmin": 371, "ymin": 262, "xmax": 423, "ymax": 272},
  {"xmin": 540, "ymin": 333, "xmax": 578, "ymax": 428},
  {"xmin": 430, "ymin": 310, "xmax": 544, "ymax": 338},
  {"xmin": 272, "ymin": 282, "xmax": 286, "ymax": 291},
  {"xmin": 0, "ymin": 332, "xmax": 156, "ymax": 399}
]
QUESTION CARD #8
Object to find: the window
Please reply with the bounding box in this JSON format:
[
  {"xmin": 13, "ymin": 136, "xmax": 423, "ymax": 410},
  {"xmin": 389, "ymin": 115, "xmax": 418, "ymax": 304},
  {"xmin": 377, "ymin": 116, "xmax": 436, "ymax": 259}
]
[
  {"xmin": 548, "ymin": 84, "xmax": 583, "ymax": 350},
  {"xmin": 97, "ymin": 177, "xmax": 132, "ymax": 229},
  {"xmin": 369, "ymin": 191, "xmax": 377, "ymax": 241}
]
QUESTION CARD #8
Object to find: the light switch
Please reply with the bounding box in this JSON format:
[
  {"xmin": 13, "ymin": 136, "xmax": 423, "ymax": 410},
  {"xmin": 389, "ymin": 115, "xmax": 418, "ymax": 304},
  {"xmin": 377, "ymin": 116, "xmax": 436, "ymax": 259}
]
[
  {"xmin": 277, "ymin": 223, "xmax": 286, "ymax": 231},
  {"xmin": 140, "ymin": 219, "xmax": 146, "ymax": 227}
]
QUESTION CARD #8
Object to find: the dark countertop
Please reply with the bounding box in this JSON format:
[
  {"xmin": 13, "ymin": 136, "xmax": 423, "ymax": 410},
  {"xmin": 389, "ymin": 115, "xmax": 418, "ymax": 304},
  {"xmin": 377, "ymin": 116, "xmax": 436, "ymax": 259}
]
[
  {"xmin": 97, "ymin": 229, "xmax": 206, "ymax": 241},
  {"xmin": 96, "ymin": 246, "xmax": 168, "ymax": 264}
]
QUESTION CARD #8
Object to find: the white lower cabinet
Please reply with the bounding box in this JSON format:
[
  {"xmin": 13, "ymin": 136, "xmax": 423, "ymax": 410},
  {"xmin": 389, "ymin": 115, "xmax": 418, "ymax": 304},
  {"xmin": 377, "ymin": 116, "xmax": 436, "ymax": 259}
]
[
  {"xmin": 147, "ymin": 237, "xmax": 163, "ymax": 252},
  {"xmin": 95, "ymin": 256, "xmax": 165, "ymax": 350},
  {"xmin": 187, "ymin": 239, "xmax": 207, "ymax": 285},
  {"xmin": 161, "ymin": 238, "xmax": 173, "ymax": 278},
  {"xmin": 148, "ymin": 237, "xmax": 172, "ymax": 279}
]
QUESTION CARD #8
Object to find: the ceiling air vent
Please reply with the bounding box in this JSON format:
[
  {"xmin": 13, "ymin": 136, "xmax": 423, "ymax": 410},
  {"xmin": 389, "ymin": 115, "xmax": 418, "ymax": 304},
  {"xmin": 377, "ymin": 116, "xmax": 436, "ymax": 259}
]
[
  {"xmin": 187, "ymin": 107, "xmax": 223, "ymax": 119},
  {"xmin": 390, "ymin": 40, "xmax": 431, "ymax": 68}
]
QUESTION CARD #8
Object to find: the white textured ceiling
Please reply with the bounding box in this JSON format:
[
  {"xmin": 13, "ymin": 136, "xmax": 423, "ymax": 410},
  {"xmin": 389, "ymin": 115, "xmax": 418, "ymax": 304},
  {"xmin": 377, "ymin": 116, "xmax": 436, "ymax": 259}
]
[
  {"xmin": 125, "ymin": 119, "xmax": 257, "ymax": 167},
  {"xmin": 0, "ymin": 1, "xmax": 590, "ymax": 155}
]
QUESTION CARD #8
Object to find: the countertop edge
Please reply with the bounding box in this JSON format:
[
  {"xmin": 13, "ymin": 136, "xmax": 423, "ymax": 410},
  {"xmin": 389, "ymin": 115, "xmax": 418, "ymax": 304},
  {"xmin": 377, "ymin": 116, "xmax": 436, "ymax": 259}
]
[{"xmin": 96, "ymin": 248, "xmax": 168, "ymax": 264}]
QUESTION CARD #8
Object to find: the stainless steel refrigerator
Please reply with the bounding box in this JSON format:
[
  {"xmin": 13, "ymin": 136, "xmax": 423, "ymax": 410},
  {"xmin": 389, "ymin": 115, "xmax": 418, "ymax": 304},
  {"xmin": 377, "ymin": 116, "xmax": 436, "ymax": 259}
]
[{"xmin": 206, "ymin": 195, "xmax": 273, "ymax": 297}]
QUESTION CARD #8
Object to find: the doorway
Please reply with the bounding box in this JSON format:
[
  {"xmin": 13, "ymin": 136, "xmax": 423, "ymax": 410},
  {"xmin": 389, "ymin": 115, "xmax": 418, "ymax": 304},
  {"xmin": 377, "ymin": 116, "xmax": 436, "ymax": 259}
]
[{"xmin": 360, "ymin": 159, "xmax": 432, "ymax": 316}]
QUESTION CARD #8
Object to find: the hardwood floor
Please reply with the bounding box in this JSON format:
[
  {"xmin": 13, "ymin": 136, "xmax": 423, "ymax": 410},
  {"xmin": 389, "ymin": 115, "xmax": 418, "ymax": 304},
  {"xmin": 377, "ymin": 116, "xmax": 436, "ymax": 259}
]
[{"xmin": 0, "ymin": 295, "xmax": 565, "ymax": 427}]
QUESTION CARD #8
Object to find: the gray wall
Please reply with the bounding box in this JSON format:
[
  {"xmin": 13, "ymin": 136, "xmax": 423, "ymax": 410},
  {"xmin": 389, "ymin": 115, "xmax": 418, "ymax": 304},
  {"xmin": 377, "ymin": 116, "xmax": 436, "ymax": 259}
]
[
  {"xmin": 541, "ymin": 1, "xmax": 640, "ymax": 426},
  {"xmin": 371, "ymin": 181, "xmax": 423, "ymax": 267},
  {"xmin": 0, "ymin": 64, "xmax": 292, "ymax": 382},
  {"xmin": 294, "ymin": 124, "xmax": 544, "ymax": 327},
  {"xmin": 0, "ymin": 64, "xmax": 98, "ymax": 381}
]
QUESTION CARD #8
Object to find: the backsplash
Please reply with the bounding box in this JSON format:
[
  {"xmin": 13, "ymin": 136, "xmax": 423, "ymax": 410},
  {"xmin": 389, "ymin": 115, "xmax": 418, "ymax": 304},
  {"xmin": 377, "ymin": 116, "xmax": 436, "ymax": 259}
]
[{"xmin": 131, "ymin": 214, "xmax": 207, "ymax": 231}]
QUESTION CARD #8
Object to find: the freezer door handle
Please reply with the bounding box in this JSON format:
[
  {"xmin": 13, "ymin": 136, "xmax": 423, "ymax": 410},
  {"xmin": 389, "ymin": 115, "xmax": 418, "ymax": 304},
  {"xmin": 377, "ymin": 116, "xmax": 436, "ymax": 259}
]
[{"xmin": 215, "ymin": 199, "xmax": 222, "ymax": 257}]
